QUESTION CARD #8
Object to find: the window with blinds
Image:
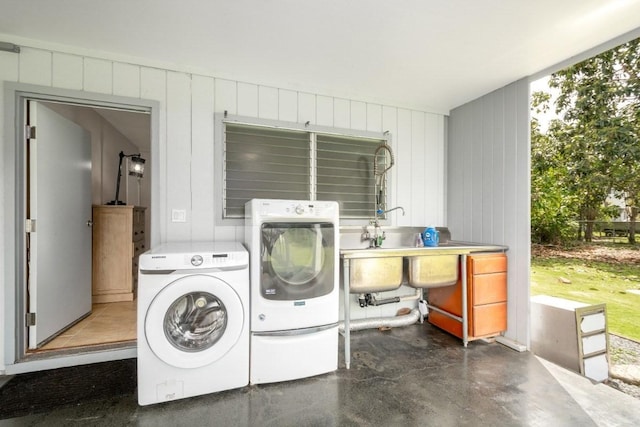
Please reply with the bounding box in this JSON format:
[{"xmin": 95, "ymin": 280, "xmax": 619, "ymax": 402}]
[
  {"xmin": 223, "ymin": 121, "xmax": 387, "ymax": 219},
  {"xmin": 316, "ymin": 134, "xmax": 385, "ymax": 218}
]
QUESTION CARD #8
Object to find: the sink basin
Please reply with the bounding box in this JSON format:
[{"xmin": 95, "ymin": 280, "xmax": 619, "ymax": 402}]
[
  {"xmin": 347, "ymin": 256, "xmax": 403, "ymax": 293},
  {"xmin": 406, "ymin": 254, "xmax": 459, "ymax": 288}
]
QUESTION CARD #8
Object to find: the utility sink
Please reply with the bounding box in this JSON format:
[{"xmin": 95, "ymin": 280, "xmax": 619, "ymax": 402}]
[
  {"xmin": 340, "ymin": 226, "xmax": 507, "ymax": 293},
  {"xmin": 405, "ymin": 254, "xmax": 459, "ymax": 288},
  {"xmin": 348, "ymin": 256, "xmax": 403, "ymax": 293}
]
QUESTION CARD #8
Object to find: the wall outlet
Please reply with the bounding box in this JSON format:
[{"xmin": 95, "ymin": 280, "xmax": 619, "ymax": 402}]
[{"xmin": 171, "ymin": 209, "xmax": 187, "ymax": 223}]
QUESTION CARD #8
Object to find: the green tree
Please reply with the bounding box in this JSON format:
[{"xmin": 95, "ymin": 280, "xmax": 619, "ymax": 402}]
[
  {"xmin": 547, "ymin": 38, "xmax": 640, "ymax": 242},
  {"xmin": 530, "ymin": 92, "xmax": 578, "ymax": 244}
]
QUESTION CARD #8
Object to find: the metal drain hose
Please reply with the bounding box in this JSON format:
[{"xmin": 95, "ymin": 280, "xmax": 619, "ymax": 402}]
[{"xmin": 339, "ymin": 308, "xmax": 421, "ymax": 332}]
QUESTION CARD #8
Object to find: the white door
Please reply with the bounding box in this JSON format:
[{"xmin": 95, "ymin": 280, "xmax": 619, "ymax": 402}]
[{"xmin": 27, "ymin": 101, "xmax": 93, "ymax": 349}]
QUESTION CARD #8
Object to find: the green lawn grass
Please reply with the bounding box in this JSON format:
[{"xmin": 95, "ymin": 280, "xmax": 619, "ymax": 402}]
[{"xmin": 531, "ymin": 257, "xmax": 640, "ymax": 341}]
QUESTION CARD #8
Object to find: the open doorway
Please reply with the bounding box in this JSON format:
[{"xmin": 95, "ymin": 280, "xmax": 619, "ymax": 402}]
[{"xmin": 22, "ymin": 99, "xmax": 151, "ymax": 357}]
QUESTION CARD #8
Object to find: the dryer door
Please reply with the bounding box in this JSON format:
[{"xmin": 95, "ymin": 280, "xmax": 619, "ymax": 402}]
[
  {"xmin": 145, "ymin": 274, "xmax": 244, "ymax": 369},
  {"xmin": 260, "ymin": 222, "xmax": 335, "ymax": 300}
]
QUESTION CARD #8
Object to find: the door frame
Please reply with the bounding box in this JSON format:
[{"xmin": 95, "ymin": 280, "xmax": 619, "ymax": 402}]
[{"xmin": 3, "ymin": 83, "xmax": 160, "ymax": 374}]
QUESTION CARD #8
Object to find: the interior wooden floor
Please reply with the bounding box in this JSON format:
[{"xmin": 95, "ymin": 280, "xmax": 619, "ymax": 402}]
[{"xmin": 38, "ymin": 301, "xmax": 136, "ymax": 351}]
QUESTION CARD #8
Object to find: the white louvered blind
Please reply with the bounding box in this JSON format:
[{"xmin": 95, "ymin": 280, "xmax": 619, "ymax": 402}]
[
  {"xmin": 316, "ymin": 133, "xmax": 385, "ymax": 218},
  {"xmin": 223, "ymin": 121, "xmax": 386, "ymax": 219}
]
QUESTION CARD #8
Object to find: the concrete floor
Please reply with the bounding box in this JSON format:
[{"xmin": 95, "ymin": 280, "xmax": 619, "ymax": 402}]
[{"xmin": 1, "ymin": 323, "xmax": 639, "ymax": 426}]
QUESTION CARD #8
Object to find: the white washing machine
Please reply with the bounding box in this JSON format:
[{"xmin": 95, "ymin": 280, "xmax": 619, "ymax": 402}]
[
  {"xmin": 245, "ymin": 199, "xmax": 339, "ymax": 384},
  {"xmin": 137, "ymin": 241, "xmax": 249, "ymax": 406}
]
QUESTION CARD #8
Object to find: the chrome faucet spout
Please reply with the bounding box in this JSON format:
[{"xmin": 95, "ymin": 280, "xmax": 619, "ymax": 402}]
[{"xmin": 377, "ymin": 206, "xmax": 405, "ymax": 216}]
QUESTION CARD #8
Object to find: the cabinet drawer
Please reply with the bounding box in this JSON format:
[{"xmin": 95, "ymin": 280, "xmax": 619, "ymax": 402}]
[
  {"xmin": 471, "ymin": 302, "xmax": 507, "ymax": 337},
  {"xmin": 472, "ymin": 272, "xmax": 507, "ymax": 305},
  {"xmin": 133, "ymin": 226, "xmax": 145, "ymax": 241},
  {"xmin": 469, "ymin": 253, "xmax": 507, "ymax": 275},
  {"xmin": 134, "ymin": 240, "xmax": 146, "ymax": 257}
]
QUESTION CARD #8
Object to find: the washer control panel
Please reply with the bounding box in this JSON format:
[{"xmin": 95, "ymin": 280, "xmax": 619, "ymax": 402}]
[{"xmin": 139, "ymin": 242, "xmax": 248, "ymax": 271}]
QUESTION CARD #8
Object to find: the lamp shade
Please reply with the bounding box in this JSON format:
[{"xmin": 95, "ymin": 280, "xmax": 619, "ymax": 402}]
[{"xmin": 128, "ymin": 155, "xmax": 145, "ymax": 178}]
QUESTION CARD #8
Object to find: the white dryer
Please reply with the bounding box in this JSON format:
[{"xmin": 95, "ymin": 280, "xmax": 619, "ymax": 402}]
[
  {"xmin": 137, "ymin": 241, "xmax": 249, "ymax": 406},
  {"xmin": 245, "ymin": 199, "xmax": 339, "ymax": 384}
]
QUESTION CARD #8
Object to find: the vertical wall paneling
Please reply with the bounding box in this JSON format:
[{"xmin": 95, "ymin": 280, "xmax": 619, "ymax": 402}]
[
  {"xmin": 514, "ymin": 81, "xmax": 531, "ymax": 348},
  {"xmin": 471, "ymin": 101, "xmax": 484, "ymax": 242},
  {"xmin": 350, "ymin": 101, "xmax": 366, "ymax": 131},
  {"xmin": 18, "ymin": 48, "xmax": 52, "ymax": 86},
  {"xmin": 333, "ymin": 98, "xmax": 350, "ymax": 129},
  {"xmin": 447, "ymin": 108, "xmax": 463, "ymax": 234},
  {"xmin": 366, "ymin": 104, "xmax": 382, "ymax": 133},
  {"xmin": 140, "ymin": 67, "xmax": 168, "ymax": 242},
  {"xmin": 462, "ymin": 105, "xmax": 473, "ymax": 238},
  {"xmin": 113, "ymin": 63, "xmax": 141, "ymax": 98},
  {"xmin": 411, "ymin": 111, "xmax": 426, "ymax": 225},
  {"xmin": 191, "ymin": 75, "xmax": 215, "ymax": 241},
  {"xmin": 395, "ymin": 109, "xmax": 412, "ymax": 226},
  {"xmin": 83, "ymin": 58, "xmax": 112, "ymax": 94},
  {"xmin": 447, "ymin": 78, "xmax": 531, "ymax": 347},
  {"xmin": 52, "ymin": 53, "xmax": 83, "ymax": 90},
  {"xmin": 165, "ymin": 72, "xmax": 192, "ymax": 241},
  {"xmin": 425, "ymin": 113, "xmax": 444, "ymax": 225},
  {"xmin": 214, "ymin": 79, "xmax": 237, "ymax": 114},
  {"xmin": 237, "ymin": 82, "xmax": 258, "ymax": 118},
  {"xmin": 278, "ymin": 89, "xmax": 297, "ymax": 122},
  {"xmin": 297, "ymin": 92, "xmax": 315, "ymax": 124},
  {"xmin": 316, "ymin": 95, "xmax": 333, "ymax": 127},
  {"xmin": 481, "ymin": 96, "xmax": 495, "ymax": 240},
  {"xmin": 258, "ymin": 86, "xmax": 278, "ymax": 120},
  {"xmin": 492, "ymin": 92, "xmax": 506, "ymax": 243},
  {"xmin": 0, "ymin": 51, "xmax": 19, "ymax": 82}
]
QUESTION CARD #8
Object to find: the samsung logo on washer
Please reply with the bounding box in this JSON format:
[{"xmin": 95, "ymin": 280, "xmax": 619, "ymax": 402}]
[{"xmin": 151, "ymin": 255, "xmax": 166, "ymax": 259}]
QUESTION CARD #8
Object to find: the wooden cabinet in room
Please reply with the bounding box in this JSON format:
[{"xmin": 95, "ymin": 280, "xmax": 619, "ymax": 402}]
[
  {"xmin": 92, "ymin": 205, "xmax": 146, "ymax": 303},
  {"xmin": 427, "ymin": 253, "xmax": 508, "ymax": 341}
]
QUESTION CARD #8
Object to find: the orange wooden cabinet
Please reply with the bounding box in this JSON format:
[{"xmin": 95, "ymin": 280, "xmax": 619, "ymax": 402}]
[{"xmin": 427, "ymin": 253, "xmax": 507, "ymax": 341}]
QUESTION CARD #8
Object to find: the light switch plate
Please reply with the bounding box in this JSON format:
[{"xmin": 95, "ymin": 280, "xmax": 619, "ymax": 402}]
[{"xmin": 171, "ymin": 209, "xmax": 186, "ymax": 223}]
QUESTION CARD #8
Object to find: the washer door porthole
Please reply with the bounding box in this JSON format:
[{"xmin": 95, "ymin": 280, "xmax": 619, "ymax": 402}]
[
  {"xmin": 164, "ymin": 292, "xmax": 227, "ymax": 352},
  {"xmin": 145, "ymin": 275, "xmax": 244, "ymax": 369}
]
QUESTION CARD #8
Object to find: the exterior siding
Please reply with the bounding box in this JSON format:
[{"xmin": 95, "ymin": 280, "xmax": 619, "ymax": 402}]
[{"xmin": 447, "ymin": 78, "xmax": 530, "ymax": 348}]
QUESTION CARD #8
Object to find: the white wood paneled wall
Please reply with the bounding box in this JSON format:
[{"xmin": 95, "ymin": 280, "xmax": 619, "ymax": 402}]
[
  {"xmin": 1, "ymin": 44, "xmax": 447, "ymax": 241},
  {"xmin": 0, "ymin": 45, "xmax": 447, "ymax": 370},
  {"xmin": 447, "ymin": 79, "xmax": 531, "ymax": 348}
]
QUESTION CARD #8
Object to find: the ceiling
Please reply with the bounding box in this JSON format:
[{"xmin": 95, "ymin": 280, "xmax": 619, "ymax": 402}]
[{"xmin": 2, "ymin": 0, "xmax": 640, "ymax": 115}]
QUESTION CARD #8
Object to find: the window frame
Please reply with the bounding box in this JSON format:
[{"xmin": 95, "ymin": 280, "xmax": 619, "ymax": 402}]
[{"xmin": 214, "ymin": 113, "xmax": 392, "ymax": 226}]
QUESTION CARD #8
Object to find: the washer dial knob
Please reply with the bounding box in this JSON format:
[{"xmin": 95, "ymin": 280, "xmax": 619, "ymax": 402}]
[
  {"xmin": 295, "ymin": 205, "xmax": 305, "ymax": 215},
  {"xmin": 191, "ymin": 255, "xmax": 203, "ymax": 266}
]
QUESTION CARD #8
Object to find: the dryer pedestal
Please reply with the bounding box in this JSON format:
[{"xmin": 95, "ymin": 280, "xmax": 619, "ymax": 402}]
[{"xmin": 250, "ymin": 325, "xmax": 338, "ymax": 385}]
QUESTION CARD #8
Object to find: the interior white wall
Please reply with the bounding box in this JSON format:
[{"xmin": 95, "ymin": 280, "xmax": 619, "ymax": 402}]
[
  {"xmin": 447, "ymin": 78, "xmax": 530, "ymax": 348},
  {"xmin": 0, "ymin": 44, "xmax": 446, "ymax": 372}
]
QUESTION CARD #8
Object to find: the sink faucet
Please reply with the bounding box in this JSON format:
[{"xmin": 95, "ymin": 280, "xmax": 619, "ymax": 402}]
[
  {"xmin": 362, "ymin": 221, "xmax": 386, "ymax": 248},
  {"xmin": 363, "ymin": 206, "xmax": 405, "ymax": 248},
  {"xmin": 377, "ymin": 206, "xmax": 405, "ymax": 216}
]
